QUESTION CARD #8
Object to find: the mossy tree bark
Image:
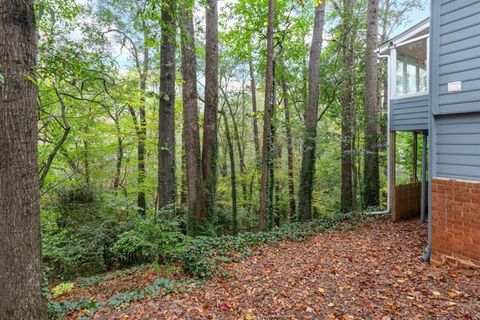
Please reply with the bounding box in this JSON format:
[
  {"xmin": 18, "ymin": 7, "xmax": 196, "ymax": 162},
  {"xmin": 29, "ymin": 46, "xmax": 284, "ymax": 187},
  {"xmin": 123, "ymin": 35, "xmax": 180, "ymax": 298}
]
[
  {"xmin": 258, "ymin": 0, "xmax": 275, "ymax": 231},
  {"xmin": 340, "ymin": 0, "xmax": 355, "ymax": 213},
  {"xmin": 297, "ymin": 1, "xmax": 326, "ymax": 222},
  {"xmin": 180, "ymin": 0, "xmax": 204, "ymax": 235},
  {"xmin": 158, "ymin": 0, "xmax": 177, "ymax": 213},
  {"xmin": 0, "ymin": 1, "xmax": 46, "ymax": 318},
  {"xmin": 363, "ymin": 0, "xmax": 380, "ymax": 209},
  {"xmin": 201, "ymin": 0, "xmax": 219, "ymax": 226}
]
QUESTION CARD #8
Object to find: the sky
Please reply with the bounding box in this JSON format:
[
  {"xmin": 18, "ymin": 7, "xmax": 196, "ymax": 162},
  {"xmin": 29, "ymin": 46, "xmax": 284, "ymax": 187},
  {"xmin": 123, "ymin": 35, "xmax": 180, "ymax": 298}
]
[
  {"xmin": 72, "ymin": 0, "xmax": 431, "ymax": 70},
  {"xmin": 391, "ymin": 0, "xmax": 429, "ymax": 38}
]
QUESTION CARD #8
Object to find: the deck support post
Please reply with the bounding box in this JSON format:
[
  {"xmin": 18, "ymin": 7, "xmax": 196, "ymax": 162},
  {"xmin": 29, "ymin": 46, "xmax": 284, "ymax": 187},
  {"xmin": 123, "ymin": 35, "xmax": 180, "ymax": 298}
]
[
  {"xmin": 420, "ymin": 131, "xmax": 427, "ymax": 222},
  {"xmin": 390, "ymin": 131, "xmax": 397, "ymax": 221},
  {"xmin": 412, "ymin": 132, "xmax": 418, "ymax": 182}
]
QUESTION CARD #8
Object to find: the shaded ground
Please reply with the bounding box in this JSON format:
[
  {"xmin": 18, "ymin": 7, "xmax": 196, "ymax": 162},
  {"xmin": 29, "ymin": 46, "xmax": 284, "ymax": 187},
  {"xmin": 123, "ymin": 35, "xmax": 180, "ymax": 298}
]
[{"xmin": 83, "ymin": 219, "xmax": 478, "ymax": 319}]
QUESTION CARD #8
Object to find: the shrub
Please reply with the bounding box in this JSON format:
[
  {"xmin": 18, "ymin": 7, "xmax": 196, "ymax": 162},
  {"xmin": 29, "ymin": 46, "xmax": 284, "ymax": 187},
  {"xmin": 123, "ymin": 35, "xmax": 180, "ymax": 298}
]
[{"xmin": 111, "ymin": 217, "xmax": 185, "ymax": 265}]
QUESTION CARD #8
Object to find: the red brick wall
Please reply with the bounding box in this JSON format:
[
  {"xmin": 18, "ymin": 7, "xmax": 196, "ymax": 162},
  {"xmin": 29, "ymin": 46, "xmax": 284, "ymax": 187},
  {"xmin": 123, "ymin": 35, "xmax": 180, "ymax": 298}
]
[{"xmin": 431, "ymin": 178, "xmax": 480, "ymax": 268}]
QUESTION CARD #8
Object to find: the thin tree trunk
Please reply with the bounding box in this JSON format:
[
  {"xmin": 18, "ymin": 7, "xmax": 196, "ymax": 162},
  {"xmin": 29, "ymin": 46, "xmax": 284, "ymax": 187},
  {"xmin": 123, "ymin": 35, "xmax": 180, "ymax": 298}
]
[
  {"xmin": 158, "ymin": 0, "xmax": 177, "ymax": 212},
  {"xmin": 221, "ymin": 87, "xmax": 247, "ymax": 202},
  {"xmin": 180, "ymin": 132, "xmax": 187, "ymax": 206},
  {"xmin": 281, "ymin": 74, "xmax": 296, "ymax": 219},
  {"xmin": 222, "ymin": 111, "xmax": 238, "ymax": 235},
  {"xmin": 201, "ymin": 0, "xmax": 219, "ymax": 223},
  {"xmin": 83, "ymin": 138, "xmax": 91, "ymax": 185},
  {"xmin": 297, "ymin": 1, "xmax": 326, "ymax": 222},
  {"xmin": 127, "ymin": 103, "xmax": 145, "ymax": 214},
  {"xmin": 130, "ymin": 26, "xmax": 150, "ymax": 215},
  {"xmin": 248, "ymin": 59, "xmax": 261, "ymax": 167},
  {"xmin": 180, "ymin": 1, "xmax": 203, "ymax": 234},
  {"xmin": 113, "ymin": 119, "xmax": 123, "ymax": 189},
  {"xmin": 268, "ymin": 64, "xmax": 277, "ymax": 230},
  {"xmin": 258, "ymin": 0, "xmax": 275, "ymax": 231},
  {"xmin": 138, "ymin": 26, "xmax": 149, "ymax": 215},
  {"xmin": 39, "ymin": 88, "xmax": 71, "ymax": 188},
  {"xmin": 363, "ymin": 0, "xmax": 380, "ymax": 209},
  {"xmin": 274, "ymin": 136, "xmax": 282, "ymax": 227},
  {"xmin": 0, "ymin": 1, "xmax": 46, "ymax": 318}
]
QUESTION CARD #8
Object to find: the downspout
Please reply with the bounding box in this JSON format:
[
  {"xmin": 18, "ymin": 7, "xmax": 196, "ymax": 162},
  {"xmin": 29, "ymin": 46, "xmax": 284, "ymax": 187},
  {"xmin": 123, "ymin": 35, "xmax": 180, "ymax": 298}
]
[
  {"xmin": 422, "ymin": 138, "xmax": 432, "ymax": 262},
  {"xmin": 365, "ymin": 49, "xmax": 391, "ymax": 215}
]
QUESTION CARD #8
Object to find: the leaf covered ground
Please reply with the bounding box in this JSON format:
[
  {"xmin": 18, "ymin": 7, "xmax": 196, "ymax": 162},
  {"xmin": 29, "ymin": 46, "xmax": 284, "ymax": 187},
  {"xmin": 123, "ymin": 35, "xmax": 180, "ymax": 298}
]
[{"xmin": 66, "ymin": 219, "xmax": 479, "ymax": 319}]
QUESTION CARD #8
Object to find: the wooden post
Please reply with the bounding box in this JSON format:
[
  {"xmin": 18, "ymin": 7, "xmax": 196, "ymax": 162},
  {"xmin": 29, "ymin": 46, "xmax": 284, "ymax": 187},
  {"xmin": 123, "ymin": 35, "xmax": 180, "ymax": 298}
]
[
  {"xmin": 390, "ymin": 131, "xmax": 397, "ymax": 221},
  {"xmin": 412, "ymin": 132, "xmax": 418, "ymax": 182},
  {"xmin": 421, "ymin": 132, "xmax": 427, "ymax": 222}
]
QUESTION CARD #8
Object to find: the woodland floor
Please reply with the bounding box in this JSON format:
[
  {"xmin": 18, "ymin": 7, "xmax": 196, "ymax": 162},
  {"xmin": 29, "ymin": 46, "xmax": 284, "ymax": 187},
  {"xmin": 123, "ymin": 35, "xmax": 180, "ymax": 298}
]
[{"xmin": 65, "ymin": 219, "xmax": 480, "ymax": 319}]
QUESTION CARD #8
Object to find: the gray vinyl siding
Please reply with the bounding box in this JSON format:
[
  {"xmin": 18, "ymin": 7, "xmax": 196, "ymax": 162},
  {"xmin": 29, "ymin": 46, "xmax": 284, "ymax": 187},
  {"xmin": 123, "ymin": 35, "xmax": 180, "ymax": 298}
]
[
  {"xmin": 432, "ymin": 0, "xmax": 480, "ymax": 115},
  {"xmin": 433, "ymin": 113, "xmax": 480, "ymax": 181},
  {"xmin": 390, "ymin": 95, "xmax": 429, "ymax": 131},
  {"xmin": 430, "ymin": 1, "xmax": 480, "ymax": 182}
]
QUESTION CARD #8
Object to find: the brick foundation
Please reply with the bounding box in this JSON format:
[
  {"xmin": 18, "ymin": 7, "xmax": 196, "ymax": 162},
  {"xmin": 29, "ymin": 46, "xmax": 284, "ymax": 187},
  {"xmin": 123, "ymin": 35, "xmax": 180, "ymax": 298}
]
[{"xmin": 431, "ymin": 178, "xmax": 480, "ymax": 268}]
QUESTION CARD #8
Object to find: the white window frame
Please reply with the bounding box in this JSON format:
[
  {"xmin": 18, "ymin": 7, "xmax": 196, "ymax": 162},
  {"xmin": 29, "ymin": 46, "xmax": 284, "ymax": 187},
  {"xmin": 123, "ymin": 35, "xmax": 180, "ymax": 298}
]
[{"xmin": 391, "ymin": 33, "xmax": 430, "ymax": 100}]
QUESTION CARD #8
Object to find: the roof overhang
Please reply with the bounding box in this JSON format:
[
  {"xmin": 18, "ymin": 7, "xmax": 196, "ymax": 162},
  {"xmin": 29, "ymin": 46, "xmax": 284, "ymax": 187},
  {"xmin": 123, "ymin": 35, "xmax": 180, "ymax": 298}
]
[{"xmin": 378, "ymin": 18, "xmax": 430, "ymax": 54}]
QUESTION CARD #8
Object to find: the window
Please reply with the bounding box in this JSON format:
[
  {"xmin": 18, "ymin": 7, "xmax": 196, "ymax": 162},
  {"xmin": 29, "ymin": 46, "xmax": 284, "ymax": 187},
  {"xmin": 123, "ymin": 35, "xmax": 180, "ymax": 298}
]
[{"xmin": 395, "ymin": 37, "xmax": 428, "ymax": 96}]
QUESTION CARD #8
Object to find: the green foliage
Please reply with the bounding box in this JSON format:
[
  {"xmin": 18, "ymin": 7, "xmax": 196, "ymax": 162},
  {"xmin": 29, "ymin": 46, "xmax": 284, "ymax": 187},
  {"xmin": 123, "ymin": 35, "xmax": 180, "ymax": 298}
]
[
  {"xmin": 48, "ymin": 277, "xmax": 182, "ymax": 319},
  {"xmin": 41, "ymin": 186, "xmax": 183, "ymax": 280},
  {"xmin": 108, "ymin": 277, "xmax": 175, "ymax": 308},
  {"xmin": 112, "ymin": 217, "xmax": 185, "ymax": 264},
  {"xmin": 48, "ymin": 298, "xmax": 104, "ymax": 320},
  {"xmin": 51, "ymin": 282, "xmax": 74, "ymax": 298}
]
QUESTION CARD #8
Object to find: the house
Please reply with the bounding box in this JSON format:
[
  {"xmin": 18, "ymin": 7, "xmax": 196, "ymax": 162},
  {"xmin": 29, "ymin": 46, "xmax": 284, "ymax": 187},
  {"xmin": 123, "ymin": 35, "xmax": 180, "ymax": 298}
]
[{"xmin": 379, "ymin": 1, "xmax": 480, "ymax": 268}]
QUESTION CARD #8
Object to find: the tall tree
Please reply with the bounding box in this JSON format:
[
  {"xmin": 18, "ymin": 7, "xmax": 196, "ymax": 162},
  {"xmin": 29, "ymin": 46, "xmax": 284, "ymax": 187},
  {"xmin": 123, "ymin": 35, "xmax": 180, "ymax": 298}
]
[
  {"xmin": 281, "ymin": 72, "xmax": 296, "ymax": 219},
  {"xmin": 297, "ymin": 0, "xmax": 326, "ymax": 222},
  {"xmin": 340, "ymin": 0, "xmax": 355, "ymax": 213},
  {"xmin": 0, "ymin": 1, "xmax": 46, "ymax": 318},
  {"xmin": 180, "ymin": 0, "xmax": 204, "ymax": 234},
  {"xmin": 136, "ymin": 27, "xmax": 148, "ymax": 215},
  {"xmin": 363, "ymin": 0, "xmax": 380, "ymax": 208},
  {"xmin": 258, "ymin": 0, "xmax": 275, "ymax": 231},
  {"xmin": 158, "ymin": 0, "xmax": 177, "ymax": 211},
  {"xmin": 201, "ymin": 0, "xmax": 219, "ymax": 222},
  {"xmin": 249, "ymin": 58, "xmax": 261, "ymax": 167},
  {"xmin": 222, "ymin": 109, "xmax": 238, "ymax": 235}
]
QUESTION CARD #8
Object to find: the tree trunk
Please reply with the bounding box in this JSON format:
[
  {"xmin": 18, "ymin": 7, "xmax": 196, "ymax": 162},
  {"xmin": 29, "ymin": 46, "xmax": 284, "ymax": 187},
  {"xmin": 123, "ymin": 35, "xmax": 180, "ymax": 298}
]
[
  {"xmin": 363, "ymin": 0, "xmax": 380, "ymax": 209},
  {"xmin": 221, "ymin": 87, "xmax": 247, "ymax": 203},
  {"xmin": 39, "ymin": 89, "xmax": 71, "ymax": 188},
  {"xmin": 0, "ymin": 1, "xmax": 46, "ymax": 318},
  {"xmin": 113, "ymin": 118, "xmax": 123, "ymax": 189},
  {"xmin": 158, "ymin": 0, "xmax": 177, "ymax": 212},
  {"xmin": 180, "ymin": 2, "xmax": 204, "ymax": 235},
  {"xmin": 201, "ymin": 0, "xmax": 219, "ymax": 223},
  {"xmin": 83, "ymin": 138, "xmax": 91, "ymax": 185},
  {"xmin": 274, "ymin": 136, "xmax": 282, "ymax": 227},
  {"xmin": 222, "ymin": 111, "xmax": 238, "ymax": 235},
  {"xmin": 138, "ymin": 25, "xmax": 150, "ymax": 215},
  {"xmin": 268, "ymin": 65, "xmax": 277, "ymax": 230},
  {"xmin": 341, "ymin": 1, "xmax": 355, "ymax": 213},
  {"xmin": 180, "ymin": 132, "xmax": 187, "ymax": 206},
  {"xmin": 129, "ymin": 26, "xmax": 150, "ymax": 215},
  {"xmin": 281, "ymin": 75, "xmax": 296, "ymax": 219},
  {"xmin": 297, "ymin": 1, "xmax": 326, "ymax": 222},
  {"xmin": 258, "ymin": 0, "xmax": 275, "ymax": 231},
  {"xmin": 248, "ymin": 59, "xmax": 261, "ymax": 167}
]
